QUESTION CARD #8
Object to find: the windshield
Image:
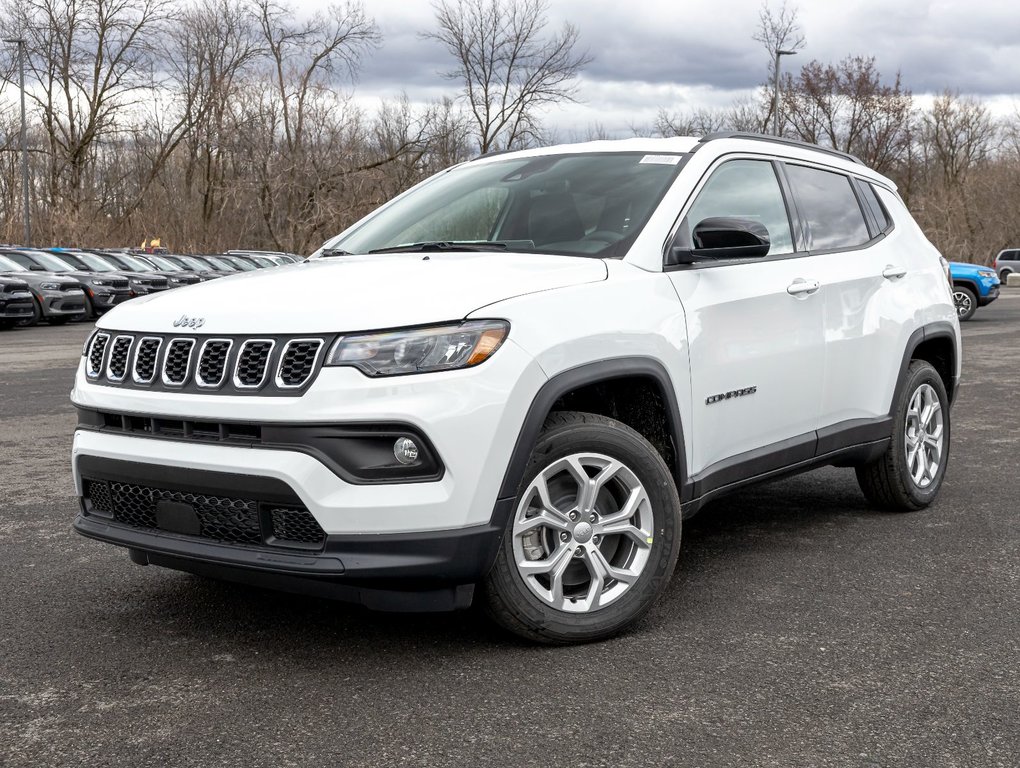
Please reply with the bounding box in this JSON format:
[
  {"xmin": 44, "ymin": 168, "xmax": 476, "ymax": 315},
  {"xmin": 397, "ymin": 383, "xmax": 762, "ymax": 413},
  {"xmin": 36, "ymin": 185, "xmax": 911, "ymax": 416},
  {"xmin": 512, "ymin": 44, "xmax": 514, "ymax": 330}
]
[
  {"xmin": 332, "ymin": 152, "xmax": 684, "ymax": 258},
  {"xmin": 69, "ymin": 252, "xmax": 120, "ymax": 272},
  {"xmin": 222, "ymin": 256, "xmax": 255, "ymax": 271},
  {"xmin": 203, "ymin": 256, "xmax": 237, "ymax": 271},
  {"xmin": 103, "ymin": 252, "xmax": 155, "ymax": 272},
  {"xmin": 0, "ymin": 254, "xmax": 28, "ymax": 271},
  {"xmin": 5, "ymin": 250, "xmax": 73, "ymax": 272},
  {"xmin": 147, "ymin": 255, "xmax": 182, "ymax": 271}
]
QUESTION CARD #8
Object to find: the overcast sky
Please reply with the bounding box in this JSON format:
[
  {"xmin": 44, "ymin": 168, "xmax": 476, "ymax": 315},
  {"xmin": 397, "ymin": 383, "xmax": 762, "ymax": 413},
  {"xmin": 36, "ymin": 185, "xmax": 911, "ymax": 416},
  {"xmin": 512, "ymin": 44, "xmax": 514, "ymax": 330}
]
[{"xmin": 346, "ymin": 0, "xmax": 1019, "ymax": 136}]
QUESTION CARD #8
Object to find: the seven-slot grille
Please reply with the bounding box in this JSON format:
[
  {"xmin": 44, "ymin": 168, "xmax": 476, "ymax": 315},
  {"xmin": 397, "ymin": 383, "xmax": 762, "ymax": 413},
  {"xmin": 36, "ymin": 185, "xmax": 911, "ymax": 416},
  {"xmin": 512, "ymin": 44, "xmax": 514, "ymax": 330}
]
[{"xmin": 84, "ymin": 331, "xmax": 328, "ymax": 395}]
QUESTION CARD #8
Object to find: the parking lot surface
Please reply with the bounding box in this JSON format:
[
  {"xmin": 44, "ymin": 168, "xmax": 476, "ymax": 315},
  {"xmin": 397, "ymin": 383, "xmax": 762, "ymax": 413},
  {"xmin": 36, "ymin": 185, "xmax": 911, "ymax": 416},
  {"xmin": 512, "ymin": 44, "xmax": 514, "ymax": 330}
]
[{"xmin": 1, "ymin": 295, "xmax": 1018, "ymax": 767}]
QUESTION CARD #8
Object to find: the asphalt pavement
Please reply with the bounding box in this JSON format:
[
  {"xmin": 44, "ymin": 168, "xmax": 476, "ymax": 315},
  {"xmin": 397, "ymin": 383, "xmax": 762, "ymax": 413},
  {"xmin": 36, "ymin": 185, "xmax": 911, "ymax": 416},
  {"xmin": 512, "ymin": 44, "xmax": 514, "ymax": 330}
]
[{"xmin": 1, "ymin": 294, "xmax": 1018, "ymax": 767}]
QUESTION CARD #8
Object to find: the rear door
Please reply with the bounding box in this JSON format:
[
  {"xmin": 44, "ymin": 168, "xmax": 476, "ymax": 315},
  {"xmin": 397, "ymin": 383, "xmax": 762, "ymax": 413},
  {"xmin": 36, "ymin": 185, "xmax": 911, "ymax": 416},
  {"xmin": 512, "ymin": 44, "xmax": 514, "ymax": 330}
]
[
  {"xmin": 666, "ymin": 157, "xmax": 827, "ymax": 481},
  {"xmin": 780, "ymin": 163, "xmax": 914, "ymax": 443}
]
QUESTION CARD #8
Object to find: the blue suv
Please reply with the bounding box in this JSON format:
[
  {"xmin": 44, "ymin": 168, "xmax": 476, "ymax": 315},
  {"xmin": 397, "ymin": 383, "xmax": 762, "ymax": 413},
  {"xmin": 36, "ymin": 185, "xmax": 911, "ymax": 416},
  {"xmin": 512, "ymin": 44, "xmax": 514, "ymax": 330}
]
[{"xmin": 950, "ymin": 261, "xmax": 999, "ymax": 321}]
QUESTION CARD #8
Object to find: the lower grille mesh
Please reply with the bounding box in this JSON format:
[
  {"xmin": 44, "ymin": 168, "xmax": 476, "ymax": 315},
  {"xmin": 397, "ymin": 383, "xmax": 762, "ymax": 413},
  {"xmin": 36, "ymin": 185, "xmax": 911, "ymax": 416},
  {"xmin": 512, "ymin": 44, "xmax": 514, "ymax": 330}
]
[{"xmin": 83, "ymin": 478, "xmax": 325, "ymax": 549}]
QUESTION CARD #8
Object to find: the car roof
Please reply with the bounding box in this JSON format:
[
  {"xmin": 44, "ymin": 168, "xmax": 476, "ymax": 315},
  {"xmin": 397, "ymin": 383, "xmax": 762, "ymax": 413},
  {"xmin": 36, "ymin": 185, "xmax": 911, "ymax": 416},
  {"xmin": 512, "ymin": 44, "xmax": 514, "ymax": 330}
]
[{"xmin": 469, "ymin": 133, "xmax": 893, "ymax": 189}]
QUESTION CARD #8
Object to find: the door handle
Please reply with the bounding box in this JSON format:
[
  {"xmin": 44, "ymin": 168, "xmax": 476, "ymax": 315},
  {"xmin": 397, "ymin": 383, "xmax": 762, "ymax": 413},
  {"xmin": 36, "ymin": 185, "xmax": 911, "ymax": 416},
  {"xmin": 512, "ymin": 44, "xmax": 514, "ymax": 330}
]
[
  {"xmin": 787, "ymin": 278, "xmax": 820, "ymax": 296},
  {"xmin": 882, "ymin": 265, "xmax": 907, "ymax": 279}
]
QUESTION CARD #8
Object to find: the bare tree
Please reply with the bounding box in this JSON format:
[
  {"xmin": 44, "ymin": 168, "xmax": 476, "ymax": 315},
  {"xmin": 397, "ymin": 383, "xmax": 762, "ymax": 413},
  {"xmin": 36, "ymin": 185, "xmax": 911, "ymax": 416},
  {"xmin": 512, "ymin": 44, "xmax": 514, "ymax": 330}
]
[
  {"xmin": 919, "ymin": 91, "xmax": 997, "ymax": 186},
  {"xmin": 753, "ymin": 1, "xmax": 805, "ymax": 134},
  {"xmin": 424, "ymin": 0, "xmax": 591, "ymax": 154},
  {"xmin": 781, "ymin": 56, "xmax": 913, "ymax": 175}
]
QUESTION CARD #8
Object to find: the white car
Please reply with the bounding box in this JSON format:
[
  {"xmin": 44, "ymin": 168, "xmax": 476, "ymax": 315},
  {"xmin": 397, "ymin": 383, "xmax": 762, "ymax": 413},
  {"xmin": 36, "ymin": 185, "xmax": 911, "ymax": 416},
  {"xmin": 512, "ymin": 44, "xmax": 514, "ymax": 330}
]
[{"xmin": 71, "ymin": 133, "xmax": 961, "ymax": 643}]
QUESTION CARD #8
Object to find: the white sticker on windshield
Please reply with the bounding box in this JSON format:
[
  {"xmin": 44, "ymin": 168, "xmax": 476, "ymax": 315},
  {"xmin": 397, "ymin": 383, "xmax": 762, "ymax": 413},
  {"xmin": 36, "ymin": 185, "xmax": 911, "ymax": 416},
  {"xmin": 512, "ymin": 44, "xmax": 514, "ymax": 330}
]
[{"xmin": 639, "ymin": 154, "xmax": 682, "ymax": 165}]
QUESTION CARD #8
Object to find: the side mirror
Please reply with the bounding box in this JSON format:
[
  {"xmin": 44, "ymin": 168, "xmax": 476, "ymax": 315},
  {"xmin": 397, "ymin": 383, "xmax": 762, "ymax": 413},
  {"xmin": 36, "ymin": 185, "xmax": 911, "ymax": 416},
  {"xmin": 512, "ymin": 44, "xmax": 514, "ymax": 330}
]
[
  {"xmin": 671, "ymin": 217, "xmax": 771, "ymax": 264},
  {"xmin": 29, "ymin": 264, "xmax": 45, "ymax": 271}
]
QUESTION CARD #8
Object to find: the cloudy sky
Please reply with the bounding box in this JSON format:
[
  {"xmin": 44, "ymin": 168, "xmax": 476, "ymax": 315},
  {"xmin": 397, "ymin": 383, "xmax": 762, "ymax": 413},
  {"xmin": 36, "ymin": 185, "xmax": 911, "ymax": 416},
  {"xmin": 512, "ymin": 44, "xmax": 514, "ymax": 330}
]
[{"xmin": 345, "ymin": 0, "xmax": 1019, "ymax": 136}]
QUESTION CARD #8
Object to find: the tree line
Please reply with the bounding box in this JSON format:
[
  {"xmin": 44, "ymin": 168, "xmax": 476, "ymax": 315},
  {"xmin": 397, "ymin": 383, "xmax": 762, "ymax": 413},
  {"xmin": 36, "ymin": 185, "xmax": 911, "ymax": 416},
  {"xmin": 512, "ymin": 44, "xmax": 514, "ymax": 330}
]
[{"xmin": 0, "ymin": 0, "xmax": 1016, "ymax": 263}]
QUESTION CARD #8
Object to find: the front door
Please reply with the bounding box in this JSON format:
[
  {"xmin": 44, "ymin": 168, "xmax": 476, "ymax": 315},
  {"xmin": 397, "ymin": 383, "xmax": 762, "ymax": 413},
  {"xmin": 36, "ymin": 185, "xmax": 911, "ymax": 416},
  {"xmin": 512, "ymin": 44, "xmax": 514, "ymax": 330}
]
[{"xmin": 666, "ymin": 158, "xmax": 826, "ymax": 482}]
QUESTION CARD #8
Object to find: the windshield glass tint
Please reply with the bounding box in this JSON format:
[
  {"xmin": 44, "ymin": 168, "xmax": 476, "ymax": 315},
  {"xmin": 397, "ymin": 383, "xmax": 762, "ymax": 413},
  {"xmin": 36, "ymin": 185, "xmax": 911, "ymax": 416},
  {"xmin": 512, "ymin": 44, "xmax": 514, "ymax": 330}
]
[
  {"xmin": 0, "ymin": 255, "xmax": 27, "ymax": 271},
  {"xmin": 334, "ymin": 153, "xmax": 684, "ymax": 257},
  {"xmin": 112, "ymin": 253, "xmax": 155, "ymax": 271}
]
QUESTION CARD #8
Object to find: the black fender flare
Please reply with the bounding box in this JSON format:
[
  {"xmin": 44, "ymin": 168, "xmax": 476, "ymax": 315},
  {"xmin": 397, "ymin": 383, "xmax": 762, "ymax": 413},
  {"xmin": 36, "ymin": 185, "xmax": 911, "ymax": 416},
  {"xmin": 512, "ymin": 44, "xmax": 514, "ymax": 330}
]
[
  {"xmin": 494, "ymin": 357, "xmax": 689, "ymax": 512},
  {"xmin": 890, "ymin": 321, "xmax": 959, "ymax": 411}
]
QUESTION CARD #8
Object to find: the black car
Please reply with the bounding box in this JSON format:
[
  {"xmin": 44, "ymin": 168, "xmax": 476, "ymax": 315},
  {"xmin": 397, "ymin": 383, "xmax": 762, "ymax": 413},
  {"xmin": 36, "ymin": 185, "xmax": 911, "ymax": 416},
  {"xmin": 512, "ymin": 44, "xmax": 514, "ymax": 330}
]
[
  {"xmin": 0, "ymin": 249, "xmax": 132, "ymax": 318},
  {"xmin": 163, "ymin": 254, "xmax": 234, "ymax": 278},
  {"xmin": 0, "ymin": 275, "xmax": 36, "ymax": 328},
  {"xmin": 43, "ymin": 249, "xmax": 170, "ymax": 300},
  {"xmin": 124, "ymin": 252, "xmax": 206, "ymax": 285},
  {"xmin": 0, "ymin": 254, "xmax": 87, "ymax": 325}
]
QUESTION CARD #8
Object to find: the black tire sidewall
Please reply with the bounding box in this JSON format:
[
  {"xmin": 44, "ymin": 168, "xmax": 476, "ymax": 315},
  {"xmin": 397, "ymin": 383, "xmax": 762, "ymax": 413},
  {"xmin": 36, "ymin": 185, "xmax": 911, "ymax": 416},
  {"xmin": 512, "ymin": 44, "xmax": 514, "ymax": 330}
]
[
  {"xmin": 485, "ymin": 413, "xmax": 681, "ymax": 642},
  {"xmin": 891, "ymin": 362, "xmax": 951, "ymax": 507}
]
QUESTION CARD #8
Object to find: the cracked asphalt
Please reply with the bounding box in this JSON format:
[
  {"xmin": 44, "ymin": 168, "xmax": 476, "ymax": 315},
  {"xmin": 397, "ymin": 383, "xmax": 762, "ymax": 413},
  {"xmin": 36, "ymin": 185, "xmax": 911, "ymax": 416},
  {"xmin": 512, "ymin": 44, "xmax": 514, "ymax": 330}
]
[{"xmin": 1, "ymin": 293, "xmax": 1018, "ymax": 767}]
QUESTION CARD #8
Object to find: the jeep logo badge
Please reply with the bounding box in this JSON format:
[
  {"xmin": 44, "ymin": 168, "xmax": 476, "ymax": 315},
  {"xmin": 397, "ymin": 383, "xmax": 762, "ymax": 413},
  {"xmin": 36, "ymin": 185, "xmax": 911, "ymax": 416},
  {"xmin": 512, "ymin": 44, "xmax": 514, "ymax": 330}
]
[{"xmin": 173, "ymin": 314, "xmax": 205, "ymax": 329}]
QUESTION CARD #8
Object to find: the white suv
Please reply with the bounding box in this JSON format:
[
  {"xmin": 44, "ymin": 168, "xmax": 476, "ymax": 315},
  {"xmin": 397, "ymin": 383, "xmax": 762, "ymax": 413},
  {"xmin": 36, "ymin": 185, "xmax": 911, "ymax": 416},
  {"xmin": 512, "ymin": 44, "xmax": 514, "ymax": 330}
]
[{"xmin": 71, "ymin": 133, "xmax": 961, "ymax": 643}]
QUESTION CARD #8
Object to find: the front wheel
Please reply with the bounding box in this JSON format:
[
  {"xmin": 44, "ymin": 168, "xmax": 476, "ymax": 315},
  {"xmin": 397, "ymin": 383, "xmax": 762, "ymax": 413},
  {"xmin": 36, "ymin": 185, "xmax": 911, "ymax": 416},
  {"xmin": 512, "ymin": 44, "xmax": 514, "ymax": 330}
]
[
  {"xmin": 483, "ymin": 411, "xmax": 682, "ymax": 644},
  {"xmin": 952, "ymin": 285, "xmax": 977, "ymax": 321},
  {"xmin": 856, "ymin": 361, "xmax": 950, "ymax": 511}
]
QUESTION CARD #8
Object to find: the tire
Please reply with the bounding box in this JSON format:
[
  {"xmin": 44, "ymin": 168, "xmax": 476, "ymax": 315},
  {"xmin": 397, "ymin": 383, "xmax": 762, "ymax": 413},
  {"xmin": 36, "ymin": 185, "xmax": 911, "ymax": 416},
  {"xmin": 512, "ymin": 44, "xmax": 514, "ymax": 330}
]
[
  {"xmin": 72, "ymin": 294, "xmax": 95, "ymax": 322},
  {"xmin": 1002, "ymin": 270, "xmax": 1012, "ymax": 286},
  {"xmin": 855, "ymin": 361, "xmax": 950, "ymax": 511},
  {"xmin": 952, "ymin": 285, "xmax": 977, "ymax": 321},
  {"xmin": 0, "ymin": 319, "xmax": 15, "ymax": 330},
  {"xmin": 483, "ymin": 411, "xmax": 682, "ymax": 644},
  {"xmin": 15, "ymin": 299, "xmax": 40, "ymax": 328}
]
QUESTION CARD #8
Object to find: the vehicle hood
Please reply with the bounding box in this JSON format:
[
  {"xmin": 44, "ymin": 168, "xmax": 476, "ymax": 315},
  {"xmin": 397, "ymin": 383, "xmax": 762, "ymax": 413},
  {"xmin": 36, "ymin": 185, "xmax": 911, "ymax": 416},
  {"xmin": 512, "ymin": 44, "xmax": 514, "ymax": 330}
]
[
  {"xmin": 96, "ymin": 252, "xmax": 608, "ymax": 334},
  {"xmin": 949, "ymin": 261, "xmax": 993, "ymax": 276},
  {"xmin": 0, "ymin": 270, "xmax": 78, "ymax": 287}
]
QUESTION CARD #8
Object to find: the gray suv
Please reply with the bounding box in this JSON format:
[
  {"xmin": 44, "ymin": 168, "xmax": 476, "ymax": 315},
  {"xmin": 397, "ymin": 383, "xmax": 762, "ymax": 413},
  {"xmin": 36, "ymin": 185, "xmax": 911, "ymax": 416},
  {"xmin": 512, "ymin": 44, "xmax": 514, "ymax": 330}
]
[{"xmin": 994, "ymin": 249, "xmax": 1019, "ymax": 285}]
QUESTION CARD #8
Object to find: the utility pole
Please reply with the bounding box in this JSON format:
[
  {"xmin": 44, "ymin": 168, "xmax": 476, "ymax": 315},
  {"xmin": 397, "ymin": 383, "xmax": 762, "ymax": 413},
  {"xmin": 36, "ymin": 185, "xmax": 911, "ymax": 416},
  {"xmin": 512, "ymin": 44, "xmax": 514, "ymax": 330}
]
[
  {"xmin": 771, "ymin": 49, "xmax": 797, "ymax": 136},
  {"xmin": 4, "ymin": 38, "xmax": 30, "ymax": 245}
]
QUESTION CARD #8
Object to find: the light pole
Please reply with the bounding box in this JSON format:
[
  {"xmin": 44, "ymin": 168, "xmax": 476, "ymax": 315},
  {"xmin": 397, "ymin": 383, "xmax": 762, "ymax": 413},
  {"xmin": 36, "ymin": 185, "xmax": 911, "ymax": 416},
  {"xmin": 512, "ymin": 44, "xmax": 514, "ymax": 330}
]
[
  {"xmin": 771, "ymin": 48, "xmax": 797, "ymax": 136},
  {"xmin": 4, "ymin": 38, "xmax": 30, "ymax": 245}
]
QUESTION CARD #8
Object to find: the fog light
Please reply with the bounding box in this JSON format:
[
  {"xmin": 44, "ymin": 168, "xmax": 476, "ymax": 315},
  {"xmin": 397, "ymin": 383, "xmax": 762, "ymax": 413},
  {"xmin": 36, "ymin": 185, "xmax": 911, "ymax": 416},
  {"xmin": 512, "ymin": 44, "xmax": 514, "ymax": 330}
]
[{"xmin": 393, "ymin": 437, "xmax": 419, "ymax": 465}]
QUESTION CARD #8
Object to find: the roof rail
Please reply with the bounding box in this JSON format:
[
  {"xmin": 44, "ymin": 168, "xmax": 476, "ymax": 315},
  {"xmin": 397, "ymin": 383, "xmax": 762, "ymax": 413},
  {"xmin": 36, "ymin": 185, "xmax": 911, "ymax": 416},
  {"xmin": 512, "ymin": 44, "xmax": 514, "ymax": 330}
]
[{"xmin": 699, "ymin": 132, "xmax": 864, "ymax": 166}]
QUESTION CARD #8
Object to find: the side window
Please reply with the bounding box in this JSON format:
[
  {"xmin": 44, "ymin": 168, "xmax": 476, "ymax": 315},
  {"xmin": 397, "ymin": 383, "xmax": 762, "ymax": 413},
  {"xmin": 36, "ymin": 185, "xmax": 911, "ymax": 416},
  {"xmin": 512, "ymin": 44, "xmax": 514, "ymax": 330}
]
[
  {"xmin": 784, "ymin": 164, "xmax": 871, "ymax": 251},
  {"xmin": 676, "ymin": 159, "xmax": 794, "ymax": 256},
  {"xmin": 858, "ymin": 181, "xmax": 891, "ymax": 233}
]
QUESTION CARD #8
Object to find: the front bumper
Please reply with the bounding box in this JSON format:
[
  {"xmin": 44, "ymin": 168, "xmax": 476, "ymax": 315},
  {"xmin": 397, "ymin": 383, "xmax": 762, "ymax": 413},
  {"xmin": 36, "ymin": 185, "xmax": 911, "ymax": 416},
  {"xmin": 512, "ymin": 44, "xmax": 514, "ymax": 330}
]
[
  {"xmin": 0, "ymin": 292, "xmax": 34, "ymax": 319},
  {"xmin": 39, "ymin": 290, "xmax": 86, "ymax": 317},
  {"xmin": 74, "ymin": 454, "xmax": 509, "ymax": 610},
  {"xmin": 88, "ymin": 288, "xmax": 133, "ymax": 311},
  {"xmin": 978, "ymin": 285, "xmax": 999, "ymax": 306}
]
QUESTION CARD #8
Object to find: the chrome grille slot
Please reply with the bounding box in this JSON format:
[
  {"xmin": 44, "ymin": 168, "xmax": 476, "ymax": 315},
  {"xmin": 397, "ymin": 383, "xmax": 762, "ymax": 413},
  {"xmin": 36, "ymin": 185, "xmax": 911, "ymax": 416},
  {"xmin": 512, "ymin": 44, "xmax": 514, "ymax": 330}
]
[
  {"xmin": 196, "ymin": 339, "xmax": 233, "ymax": 388},
  {"xmin": 105, "ymin": 336, "xmax": 134, "ymax": 382},
  {"xmin": 132, "ymin": 337, "xmax": 162, "ymax": 384},
  {"xmin": 234, "ymin": 340, "xmax": 274, "ymax": 389},
  {"xmin": 162, "ymin": 338, "xmax": 196, "ymax": 386},
  {"xmin": 86, "ymin": 333, "xmax": 111, "ymax": 378},
  {"xmin": 276, "ymin": 339, "xmax": 323, "ymax": 389}
]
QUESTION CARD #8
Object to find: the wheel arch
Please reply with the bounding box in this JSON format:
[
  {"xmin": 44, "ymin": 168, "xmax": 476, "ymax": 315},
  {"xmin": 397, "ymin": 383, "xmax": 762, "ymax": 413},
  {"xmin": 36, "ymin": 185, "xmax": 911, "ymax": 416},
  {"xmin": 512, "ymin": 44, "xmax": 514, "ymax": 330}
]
[
  {"xmin": 496, "ymin": 358, "xmax": 689, "ymax": 505},
  {"xmin": 891, "ymin": 322, "xmax": 959, "ymax": 411}
]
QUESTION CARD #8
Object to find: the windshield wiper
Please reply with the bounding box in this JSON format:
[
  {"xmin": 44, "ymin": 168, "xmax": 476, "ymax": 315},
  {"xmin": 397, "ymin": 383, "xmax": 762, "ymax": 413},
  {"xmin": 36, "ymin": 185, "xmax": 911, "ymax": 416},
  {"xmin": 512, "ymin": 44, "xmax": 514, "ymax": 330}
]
[
  {"xmin": 367, "ymin": 241, "xmax": 510, "ymax": 255},
  {"xmin": 320, "ymin": 248, "xmax": 353, "ymax": 257}
]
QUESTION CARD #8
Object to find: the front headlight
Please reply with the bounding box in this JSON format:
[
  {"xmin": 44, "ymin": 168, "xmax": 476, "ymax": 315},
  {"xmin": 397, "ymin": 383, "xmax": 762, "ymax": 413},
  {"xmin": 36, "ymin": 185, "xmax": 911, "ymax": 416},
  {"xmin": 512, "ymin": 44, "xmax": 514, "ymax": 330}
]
[
  {"xmin": 39, "ymin": 282, "xmax": 60, "ymax": 290},
  {"xmin": 978, "ymin": 270, "xmax": 995, "ymax": 279},
  {"xmin": 325, "ymin": 320, "xmax": 509, "ymax": 377},
  {"xmin": 89, "ymin": 278, "xmax": 109, "ymax": 286}
]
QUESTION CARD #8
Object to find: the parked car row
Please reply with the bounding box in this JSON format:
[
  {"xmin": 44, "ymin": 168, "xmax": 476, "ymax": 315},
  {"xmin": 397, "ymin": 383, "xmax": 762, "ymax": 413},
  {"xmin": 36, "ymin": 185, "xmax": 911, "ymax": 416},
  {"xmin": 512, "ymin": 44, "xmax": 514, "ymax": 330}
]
[{"xmin": 0, "ymin": 247, "xmax": 303, "ymax": 329}]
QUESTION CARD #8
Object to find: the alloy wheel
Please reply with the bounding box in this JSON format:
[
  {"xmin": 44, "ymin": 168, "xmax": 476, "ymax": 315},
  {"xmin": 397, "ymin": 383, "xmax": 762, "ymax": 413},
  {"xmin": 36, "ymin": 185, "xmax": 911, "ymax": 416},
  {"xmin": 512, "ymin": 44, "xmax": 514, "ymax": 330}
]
[
  {"xmin": 903, "ymin": 383, "xmax": 944, "ymax": 489},
  {"xmin": 511, "ymin": 453, "xmax": 654, "ymax": 613}
]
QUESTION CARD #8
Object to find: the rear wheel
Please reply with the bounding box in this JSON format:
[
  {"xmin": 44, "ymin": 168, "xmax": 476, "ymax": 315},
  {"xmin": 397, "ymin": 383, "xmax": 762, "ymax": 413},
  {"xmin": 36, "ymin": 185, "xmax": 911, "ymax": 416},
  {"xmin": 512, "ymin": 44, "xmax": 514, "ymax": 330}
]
[
  {"xmin": 1002, "ymin": 270, "xmax": 1013, "ymax": 286},
  {"xmin": 483, "ymin": 411, "xmax": 682, "ymax": 644},
  {"xmin": 952, "ymin": 285, "xmax": 977, "ymax": 321},
  {"xmin": 856, "ymin": 361, "xmax": 950, "ymax": 511}
]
